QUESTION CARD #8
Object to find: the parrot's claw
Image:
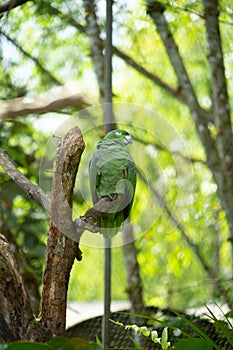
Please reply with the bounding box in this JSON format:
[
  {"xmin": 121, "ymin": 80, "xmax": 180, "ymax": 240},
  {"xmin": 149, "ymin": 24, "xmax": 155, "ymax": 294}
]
[
  {"xmin": 75, "ymin": 217, "xmax": 99, "ymax": 233},
  {"xmin": 107, "ymin": 193, "xmax": 118, "ymax": 201}
]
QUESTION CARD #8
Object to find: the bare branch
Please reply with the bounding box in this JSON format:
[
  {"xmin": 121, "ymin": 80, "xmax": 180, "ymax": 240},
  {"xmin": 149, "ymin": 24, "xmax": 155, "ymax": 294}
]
[
  {"xmin": 0, "ymin": 0, "xmax": 29, "ymax": 13},
  {"xmin": 203, "ymin": 0, "xmax": 232, "ymax": 146},
  {"xmin": 113, "ymin": 47, "xmax": 180, "ymax": 101},
  {"xmin": 78, "ymin": 195, "xmax": 122, "ymax": 227},
  {"xmin": 83, "ymin": 0, "xmax": 105, "ymax": 98},
  {"xmin": 40, "ymin": 126, "xmax": 85, "ymax": 336},
  {"xmin": 0, "ymin": 146, "xmax": 119, "ymax": 241},
  {"xmin": 0, "ymin": 82, "xmax": 91, "ymax": 120},
  {"xmin": 203, "ymin": 0, "xmax": 233, "ymax": 246},
  {"xmin": 0, "ymin": 148, "xmax": 50, "ymax": 212},
  {"xmin": 0, "ymin": 30, "xmax": 61, "ymax": 86},
  {"xmin": 0, "ymin": 234, "xmax": 33, "ymax": 339},
  {"xmin": 168, "ymin": 3, "xmax": 233, "ymax": 27},
  {"xmin": 146, "ymin": 1, "xmax": 201, "ymax": 110},
  {"xmin": 40, "ymin": 1, "xmax": 86, "ymax": 34}
]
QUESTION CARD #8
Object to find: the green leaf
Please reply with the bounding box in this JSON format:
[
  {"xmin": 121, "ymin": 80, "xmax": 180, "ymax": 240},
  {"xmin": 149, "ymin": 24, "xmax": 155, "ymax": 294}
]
[
  {"xmin": 0, "ymin": 338, "xmax": 102, "ymax": 350},
  {"xmin": 0, "ymin": 342, "xmax": 51, "ymax": 350},
  {"xmin": 48, "ymin": 336, "xmax": 102, "ymax": 350},
  {"xmin": 109, "ymin": 319, "xmax": 124, "ymax": 327},
  {"xmin": 125, "ymin": 324, "xmax": 139, "ymax": 334},
  {"xmin": 174, "ymin": 338, "xmax": 213, "ymax": 350},
  {"xmin": 171, "ymin": 310, "xmax": 221, "ymax": 350},
  {"xmin": 161, "ymin": 327, "xmax": 170, "ymax": 350},
  {"xmin": 128, "ymin": 336, "xmax": 143, "ymax": 350},
  {"xmin": 151, "ymin": 330, "xmax": 160, "ymax": 343},
  {"xmin": 139, "ymin": 326, "xmax": 150, "ymax": 337},
  {"xmin": 225, "ymin": 310, "xmax": 233, "ymax": 318}
]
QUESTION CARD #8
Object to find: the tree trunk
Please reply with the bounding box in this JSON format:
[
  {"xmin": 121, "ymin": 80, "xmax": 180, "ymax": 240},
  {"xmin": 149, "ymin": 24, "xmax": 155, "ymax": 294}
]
[{"xmin": 40, "ymin": 126, "xmax": 85, "ymax": 336}]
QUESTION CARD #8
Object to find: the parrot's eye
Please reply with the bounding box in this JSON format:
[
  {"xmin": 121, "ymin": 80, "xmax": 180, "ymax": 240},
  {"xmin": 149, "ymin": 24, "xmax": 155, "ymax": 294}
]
[{"xmin": 115, "ymin": 131, "xmax": 122, "ymax": 136}]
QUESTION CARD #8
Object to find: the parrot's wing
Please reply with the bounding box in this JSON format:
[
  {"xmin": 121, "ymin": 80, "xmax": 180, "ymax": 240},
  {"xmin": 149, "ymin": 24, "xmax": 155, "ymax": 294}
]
[
  {"xmin": 122, "ymin": 160, "xmax": 137, "ymax": 220},
  {"xmin": 89, "ymin": 140, "xmax": 136, "ymax": 238}
]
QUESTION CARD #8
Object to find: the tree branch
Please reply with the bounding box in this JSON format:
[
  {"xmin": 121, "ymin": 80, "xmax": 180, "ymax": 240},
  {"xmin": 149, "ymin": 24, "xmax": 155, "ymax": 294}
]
[
  {"xmin": 0, "ymin": 143, "xmax": 126, "ymax": 240},
  {"xmin": 203, "ymin": 0, "xmax": 233, "ymax": 245},
  {"xmin": 0, "ymin": 82, "xmax": 91, "ymax": 120},
  {"xmin": 83, "ymin": 0, "xmax": 105, "ymax": 98},
  {"xmin": 113, "ymin": 46, "xmax": 181, "ymax": 102},
  {"xmin": 0, "ymin": 30, "xmax": 61, "ymax": 86},
  {"xmin": 203, "ymin": 0, "xmax": 231, "ymax": 129},
  {"xmin": 0, "ymin": 0, "xmax": 29, "ymax": 13},
  {"xmin": 0, "ymin": 148, "xmax": 50, "ymax": 211},
  {"xmin": 39, "ymin": 1, "xmax": 86, "ymax": 34},
  {"xmin": 39, "ymin": 126, "xmax": 85, "ymax": 336},
  {"xmin": 0, "ymin": 234, "xmax": 33, "ymax": 339},
  {"xmin": 1, "ymin": 138, "xmax": 127, "ymax": 233},
  {"xmin": 146, "ymin": 1, "xmax": 201, "ymax": 111},
  {"xmin": 78, "ymin": 195, "xmax": 123, "ymax": 229},
  {"xmin": 0, "ymin": 313, "xmax": 15, "ymax": 342}
]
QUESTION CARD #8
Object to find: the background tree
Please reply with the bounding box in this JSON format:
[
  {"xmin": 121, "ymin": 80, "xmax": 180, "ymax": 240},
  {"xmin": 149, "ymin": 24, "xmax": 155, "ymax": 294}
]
[{"xmin": 0, "ymin": 0, "xmax": 233, "ymax": 343}]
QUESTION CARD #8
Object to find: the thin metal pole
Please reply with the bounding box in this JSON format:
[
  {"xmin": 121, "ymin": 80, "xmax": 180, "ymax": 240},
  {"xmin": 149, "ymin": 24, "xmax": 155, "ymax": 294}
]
[
  {"xmin": 102, "ymin": 0, "xmax": 113, "ymax": 348},
  {"xmin": 103, "ymin": 238, "xmax": 111, "ymax": 348},
  {"xmin": 104, "ymin": 0, "xmax": 115, "ymax": 132}
]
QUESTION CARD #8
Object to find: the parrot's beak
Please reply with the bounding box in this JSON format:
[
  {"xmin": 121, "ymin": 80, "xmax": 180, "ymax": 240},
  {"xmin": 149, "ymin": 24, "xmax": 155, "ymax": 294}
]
[{"xmin": 124, "ymin": 135, "xmax": 133, "ymax": 145}]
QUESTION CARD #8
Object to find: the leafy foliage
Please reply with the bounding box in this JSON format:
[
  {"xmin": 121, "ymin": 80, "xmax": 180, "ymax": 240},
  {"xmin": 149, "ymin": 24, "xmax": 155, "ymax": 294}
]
[
  {"xmin": 110, "ymin": 306, "xmax": 233, "ymax": 350},
  {"xmin": 0, "ymin": 0, "xmax": 233, "ymax": 334},
  {"xmin": 0, "ymin": 120, "xmax": 48, "ymax": 309},
  {"xmin": 0, "ymin": 337, "xmax": 102, "ymax": 350}
]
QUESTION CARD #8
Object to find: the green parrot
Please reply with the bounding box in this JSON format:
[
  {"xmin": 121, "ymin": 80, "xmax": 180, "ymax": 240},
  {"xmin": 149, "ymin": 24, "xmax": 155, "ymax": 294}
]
[{"xmin": 89, "ymin": 129, "xmax": 136, "ymax": 238}]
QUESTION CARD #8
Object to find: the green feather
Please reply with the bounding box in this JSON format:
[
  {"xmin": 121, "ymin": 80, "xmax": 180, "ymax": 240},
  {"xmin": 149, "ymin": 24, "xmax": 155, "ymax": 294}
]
[{"xmin": 89, "ymin": 130, "xmax": 136, "ymax": 238}]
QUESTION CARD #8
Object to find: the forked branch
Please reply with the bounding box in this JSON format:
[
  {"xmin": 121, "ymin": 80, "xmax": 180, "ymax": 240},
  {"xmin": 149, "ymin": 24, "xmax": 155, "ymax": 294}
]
[{"xmin": 0, "ymin": 126, "xmax": 124, "ymax": 340}]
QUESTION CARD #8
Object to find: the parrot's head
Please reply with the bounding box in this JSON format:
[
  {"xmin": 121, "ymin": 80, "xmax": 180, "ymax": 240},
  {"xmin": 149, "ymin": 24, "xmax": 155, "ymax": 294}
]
[{"xmin": 102, "ymin": 129, "xmax": 133, "ymax": 145}]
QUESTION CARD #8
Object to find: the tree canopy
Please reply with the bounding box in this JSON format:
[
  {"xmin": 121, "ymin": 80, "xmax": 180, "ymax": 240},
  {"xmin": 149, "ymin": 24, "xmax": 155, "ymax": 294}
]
[{"xmin": 0, "ymin": 0, "xmax": 233, "ymax": 345}]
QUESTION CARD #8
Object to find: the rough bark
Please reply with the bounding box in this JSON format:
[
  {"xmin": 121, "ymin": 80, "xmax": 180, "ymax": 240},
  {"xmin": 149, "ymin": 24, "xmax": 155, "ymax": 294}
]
[
  {"xmin": 0, "ymin": 312, "xmax": 15, "ymax": 343},
  {"xmin": 0, "ymin": 234, "xmax": 33, "ymax": 339},
  {"xmin": 39, "ymin": 126, "xmax": 85, "ymax": 336},
  {"xmin": 0, "ymin": 204, "xmax": 41, "ymax": 315},
  {"xmin": 203, "ymin": 0, "xmax": 233, "ymax": 253},
  {"xmin": 83, "ymin": 0, "xmax": 105, "ymax": 98}
]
